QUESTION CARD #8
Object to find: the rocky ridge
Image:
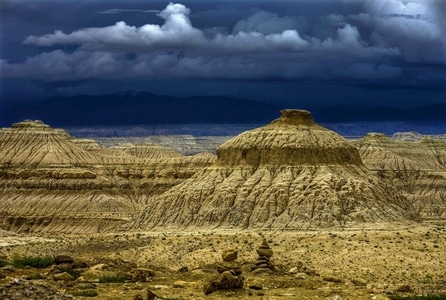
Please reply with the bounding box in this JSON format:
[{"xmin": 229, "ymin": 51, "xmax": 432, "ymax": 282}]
[
  {"xmin": 354, "ymin": 133, "xmax": 446, "ymax": 218},
  {"xmin": 0, "ymin": 120, "xmax": 215, "ymax": 233},
  {"xmin": 128, "ymin": 110, "xmax": 417, "ymax": 231}
]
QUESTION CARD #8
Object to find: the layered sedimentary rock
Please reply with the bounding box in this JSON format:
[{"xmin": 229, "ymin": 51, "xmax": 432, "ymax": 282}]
[
  {"xmin": 0, "ymin": 120, "xmax": 214, "ymax": 233},
  {"xmin": 354, "ymin": 133, "xmax": 446, "ymax": 218},
  {"xmin": 129, "ymin": 110, "xmax": 417, "ymax": 231}
]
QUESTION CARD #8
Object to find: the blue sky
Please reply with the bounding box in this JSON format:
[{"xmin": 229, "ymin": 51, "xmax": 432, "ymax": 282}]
[{"xmin": 1, "ymin": 0, "xmax": 445, "ymax": 119}]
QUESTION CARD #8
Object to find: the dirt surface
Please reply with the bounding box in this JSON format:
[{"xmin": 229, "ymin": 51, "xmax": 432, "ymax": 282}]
[{"xmin": 1, "ymin": 222, "xmax": 445, "ymax": 299}]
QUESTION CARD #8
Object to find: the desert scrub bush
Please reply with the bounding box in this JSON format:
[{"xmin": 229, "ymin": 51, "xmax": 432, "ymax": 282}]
[
  {"xmin": 98, "ymin": 273, "xmax": 127, "ymax": 283},
  {"xmin": 12, "ymin": 254, "xmax": 54, "ymax": 268},
  {"xmin": 390, "ymin": 295, "xmax": 446, "ymax": 300},
  {"xmin": 0, "ymin": 259, "xmax": 8, "ymax": 267},
  {"xmin": 70, "ymin": 289, "xmax": 98, "ymax": 297}
]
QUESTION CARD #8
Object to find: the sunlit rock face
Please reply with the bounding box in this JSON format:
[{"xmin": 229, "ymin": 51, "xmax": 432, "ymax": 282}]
[
  {"xmin": 217, "ymin": 109, "xmax": 362, "ymax": 167},
  {"xmin": 0, "ymin": 120, "xmax": 215, "ymax": 233},
  {"xmin": 354, "ymin": 133, "xmax": 446, "ymax": 219},
  {"xmin": 129, "ymin": 110, "xmax": 417, "ymax": 231}
]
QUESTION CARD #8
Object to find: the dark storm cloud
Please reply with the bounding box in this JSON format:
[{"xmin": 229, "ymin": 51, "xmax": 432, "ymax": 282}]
[{"xmin": 0, "ymin": 0, "xmax": 444, "ymax": 84}]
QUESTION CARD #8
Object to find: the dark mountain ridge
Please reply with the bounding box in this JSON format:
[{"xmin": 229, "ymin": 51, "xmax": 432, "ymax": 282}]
[{"xmin": 2, "ymin": 91, "xmax": 445, "ymax": 127}]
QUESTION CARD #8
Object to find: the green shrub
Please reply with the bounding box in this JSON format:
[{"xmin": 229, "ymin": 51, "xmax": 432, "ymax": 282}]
[
  {"xmin": 70, "ymin": 289, "xmax": 98, "ymax": 297},
  {"xmin": 98, "ymin": 273, "xmax": 127, "ymax": 283},
  {"xmin": 12, "ymin": 254, "xmax": 54, "ymax": 268},
  {"xmin": 0, "ymin": 259, "xmax": 8, "ymax": 268}
]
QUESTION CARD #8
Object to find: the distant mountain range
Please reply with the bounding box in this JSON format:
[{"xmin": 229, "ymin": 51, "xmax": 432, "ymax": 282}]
[{"xmin": 2, "ymin": 91, "xmax": 445, "ymax": 127}]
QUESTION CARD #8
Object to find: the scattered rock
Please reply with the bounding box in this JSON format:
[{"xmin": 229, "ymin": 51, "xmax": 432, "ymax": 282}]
[
  {"xmin": 395, "ymin": 284, "xmax": 413, "ymax": 293},
  {"xmin": 132, "ymin": 268, "xmax": 155, "ymax": 283},
  {"xmin": 0, "ymin": 277, "xmax": 75, "ymax": 299},
  {"xmin": 204, "ymin": 271, "xmax": 245, "ymax": 295}
]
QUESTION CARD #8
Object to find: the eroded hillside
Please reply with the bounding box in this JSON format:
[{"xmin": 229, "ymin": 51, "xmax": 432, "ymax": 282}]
[
  {"xmin": 0, "ymin": 120, "xmax": 215, "ymax": 233},
  {"xmin": 128, "ymin": 110, "xmax": 419, "ymax": 231}
]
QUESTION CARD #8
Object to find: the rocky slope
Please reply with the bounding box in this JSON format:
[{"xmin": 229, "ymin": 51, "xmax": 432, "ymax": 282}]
[
  {"xmin": 0, "ymin": 120, "xmax": 215, "ymax": 233},
  {"xmin": 354, "ymin": 133, "xmax": 446, "ymax": 219},
  {"xmin": 128, "ymin": 110, "xmax": 418, "ymax": 231}
]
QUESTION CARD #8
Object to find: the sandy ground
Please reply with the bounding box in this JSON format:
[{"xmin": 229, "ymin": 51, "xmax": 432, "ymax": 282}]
[{"xmin": 0, "ymin": 221, "xmax": 445, "ymax": 299}]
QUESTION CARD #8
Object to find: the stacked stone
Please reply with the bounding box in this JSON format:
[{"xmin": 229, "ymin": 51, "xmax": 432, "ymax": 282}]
[
  {"xmin": 251, "ymin": 239, "xmax": 275, "ymax": 273},
  {"xmin": 216, "ymin": 249, "xmax": 242, "ymax": 275},
  {"xmin": 204, "ymin": 249, "xmax": 244, "ymax": 295}
]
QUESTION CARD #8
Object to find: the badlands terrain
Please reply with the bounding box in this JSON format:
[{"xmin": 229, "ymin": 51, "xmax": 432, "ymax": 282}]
[{"xmin": 0, "ymin": 110, "xmax": 445, "ymax": 299}]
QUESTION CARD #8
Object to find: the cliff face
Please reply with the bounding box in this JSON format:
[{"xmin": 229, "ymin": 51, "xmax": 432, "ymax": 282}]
[
  {"xmin": 128, "ymin": 110, "xmax": 417, "ymax": 231},
  {"xmin": 0, "ymin": 120, "xmax": 215, "ymax": 233},
  {"xmin": 354, "ymin": 133, "xmax": 446, "ymax": 219}
]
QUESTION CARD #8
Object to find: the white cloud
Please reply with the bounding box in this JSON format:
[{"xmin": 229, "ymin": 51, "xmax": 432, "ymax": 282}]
[
  {"xmin": 352, "ymin": 0, "xmax": 446, "ymax": 63},
  {"xmin": 232, "ymin": 10, "xmax": 308, "ymax": 35}
]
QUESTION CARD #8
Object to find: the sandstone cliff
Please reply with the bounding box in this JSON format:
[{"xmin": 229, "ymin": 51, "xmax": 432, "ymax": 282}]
[
  {"xmin": 0, "ymin": 120, "xmax": 214, "ymax": 233},
  {"xmin": 128, "ymin": 110, "xmax": 417, "ymax": 231},
  {"xmin": 354, "ymin": 133, "xmax": 446, "ymax": 219}
]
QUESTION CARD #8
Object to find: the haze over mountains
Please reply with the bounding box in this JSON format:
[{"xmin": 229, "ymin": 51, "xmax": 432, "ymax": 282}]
[{"xmin": 3, "ymin": 91, "xmax": 445, "ymax": 129}]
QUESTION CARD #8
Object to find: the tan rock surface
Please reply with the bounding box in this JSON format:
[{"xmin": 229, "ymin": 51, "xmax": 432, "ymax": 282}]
[
  {"xmin": 128, "ymin": 110, "xmax": 417, "ymax": 231},
  {"xmin": 354, "ymin": 133, "xmax": 446, "ymax": 219},
  {"xmin": 0, "ymin": 120, "xmax": 214, "ymax": 233}
]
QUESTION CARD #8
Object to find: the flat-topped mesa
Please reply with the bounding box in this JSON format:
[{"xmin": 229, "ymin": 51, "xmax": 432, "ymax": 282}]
[
  {"xmin": 11, "ymin": 119, "xmax": 50, "ymax": 129},
  {"xmin": 217, "ymin": 109, "xmax": 362, "ymax": 166},
  {"xmin": 272, "ymin": 109, "xmax": 316, "ymax": 126}
]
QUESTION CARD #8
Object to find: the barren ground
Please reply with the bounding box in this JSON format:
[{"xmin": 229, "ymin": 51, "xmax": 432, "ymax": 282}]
[{"xmin": 1, "ymin": 221, "xmax": 445, "ymax": 299}]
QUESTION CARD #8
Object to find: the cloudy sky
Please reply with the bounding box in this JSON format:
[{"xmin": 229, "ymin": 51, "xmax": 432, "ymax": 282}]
[{"xmin": 1, "ymin": 0, "xmax": 445, "ymax": 120}]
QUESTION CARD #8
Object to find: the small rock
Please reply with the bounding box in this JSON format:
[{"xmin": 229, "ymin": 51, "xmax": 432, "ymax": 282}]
[
  {"xmin": 173, "ymin": 280, "xmax": 197, "ymax": 288},
  {"xmin": 322, "ymin": 275, "xmax": 343, "ymax": 283},
  {"xmin": 132, "ymin": 268, "xmax": 155, "ymax": 283},
  {"xmin": 1, "ymin": 265, "xmax": 15, "ymax": 272},
  {"xmin": 216, "ymin": 261, "xmax": 242, "ymax": 275},
  {"xmin": 222, "ymin": 249, "xmax": 238, "ymax": 261},
  {"xmin": 178, "ymin": 266, "xmax": 189, "ymax": 273},
  {"xmin": 251, "ymin": 268, "xmax": 274, "ymax": 275},
  {"xmin": 248, "ymin": 283, "xmax": 263, "ymax": 290},
  {"xmin": 153, "ymin": 285, "xmax": 168, "ymax": 290},
  {"xmin": 147, "ymin": 289, "xmax": 161, "ymax": 300},
  {"xmin": 256, "ymin": 248, "xmax": 273, "ymax": 257},
  {"xmin": 352, "ymin": 278, "xmax": 367, "ymax": 286},
  {"xmin": 295, "ymin": 273, "xmax": 307, "ymax": 280},
  {"xmin": 53, "ymin": 272, "xmax": 74, "ymax": 282},
  {"xmin": 204, "ymin": 271, "xmax": 244, "ymax": 295},
  {"xmin": 289, "ymin": 267, "xmax": 298, "ymax": 274},
  {"xmin": 395, "ymin": 284, "xmax": 412, "ymax": 293},
  {"xmin": 54, "ymin": 255, "xmax": 74, "ymax": 265}
]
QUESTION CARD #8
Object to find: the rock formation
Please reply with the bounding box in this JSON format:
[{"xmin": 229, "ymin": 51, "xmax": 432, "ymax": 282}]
[
  {"xmin": 0, "ymin": 120, "xmax": 214, "ymax": 233},
  {"xmin": 204, "ymin": 249, "xmax": 244, "ymax": 295},
  {"xmin": 251, "ymin": 239, "xmax": 275, "ymax": 273},
  {"xmin": 354, "ymin": 133, "xmax": 446, "ymax": 218},
  {"xmin": 129, "ymin": 110, "xmax": 417, "ymax": 231}
]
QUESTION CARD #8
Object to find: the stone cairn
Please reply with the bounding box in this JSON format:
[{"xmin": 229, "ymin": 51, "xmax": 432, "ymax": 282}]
[
  {"xmin": 251, "ymin": 239, "xmax": 275, "ymax": 273},
  {"xmin": 204, "ymin": 249, "xmax": 244, "ymax": 295}
]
